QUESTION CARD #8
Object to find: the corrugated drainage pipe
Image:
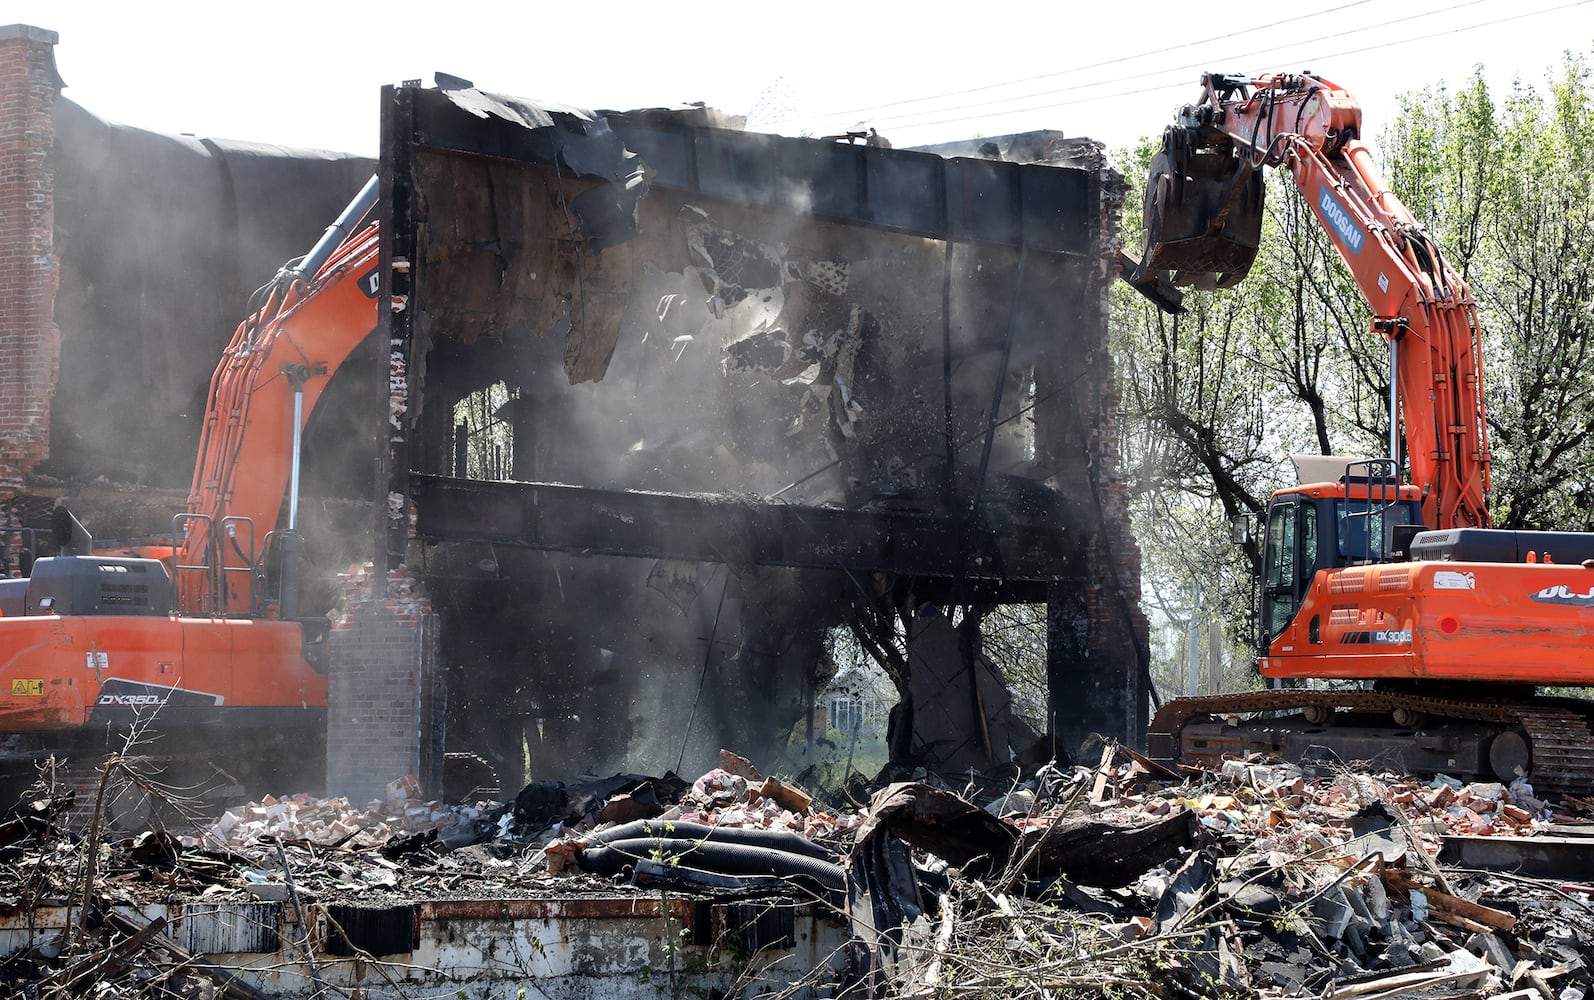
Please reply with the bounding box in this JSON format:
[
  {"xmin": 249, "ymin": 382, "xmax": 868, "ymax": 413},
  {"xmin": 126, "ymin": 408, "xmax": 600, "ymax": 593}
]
[
  {"xmin": 589, "ymin": 819, "xmax": 838, "ymax": 863},
  {"xmin": 577, "ymin": 836, "xmax": 845, "ymax": 896}
]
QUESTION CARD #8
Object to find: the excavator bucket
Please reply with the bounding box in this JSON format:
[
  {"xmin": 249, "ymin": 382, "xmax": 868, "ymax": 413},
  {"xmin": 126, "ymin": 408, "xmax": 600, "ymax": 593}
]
[{"xmin": 1131, "ymin": 125, "xmax": 1265, "ymax": 292}]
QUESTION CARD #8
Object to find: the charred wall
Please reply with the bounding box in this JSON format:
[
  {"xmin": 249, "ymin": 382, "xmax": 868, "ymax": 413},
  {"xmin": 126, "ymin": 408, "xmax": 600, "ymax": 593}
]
[{"xmin": 384, "ymin": 87, "xmax": 1149, "ymax": 782}]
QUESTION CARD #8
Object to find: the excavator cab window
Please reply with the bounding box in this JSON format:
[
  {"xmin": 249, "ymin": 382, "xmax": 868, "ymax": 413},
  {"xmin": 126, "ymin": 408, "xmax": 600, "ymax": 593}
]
[
  {"xmin": 1299, "ymin": 503, "xmax": 1319, "ymax": 589},
  {"xmin": 1334, "ymin": 498, "xmax": 1417, "ymax": 565},
  {"xmin": 1261, "ymin": 497, "xmax": 1330, "ymax": 644},
  {"xmin": 1262, "ymin": 500, "xmax": 1304, "ymax": 640}
]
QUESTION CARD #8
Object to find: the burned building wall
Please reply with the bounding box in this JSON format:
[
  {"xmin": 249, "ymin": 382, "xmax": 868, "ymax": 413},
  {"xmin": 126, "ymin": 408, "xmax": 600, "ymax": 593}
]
[
  {"xmin": 47, "ymin": 101, "xmax": 375, "ymax": 501},
  {"xmin": 0, "ymin": 26, "xmax": 61, "ymax": 497},
  {"xmin": 410, "ymin": 159, "xmax": 1088, "ymax": 502},
  {"xmin": 386, "ymin": 88, "xmax": 1149, "ymax": 783}
]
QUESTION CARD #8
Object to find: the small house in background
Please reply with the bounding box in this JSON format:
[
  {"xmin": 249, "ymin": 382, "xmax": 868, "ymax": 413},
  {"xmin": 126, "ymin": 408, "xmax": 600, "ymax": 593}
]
[{"xmin": 821, "ymin": 660, "xmax": 895, "ymax": 740}]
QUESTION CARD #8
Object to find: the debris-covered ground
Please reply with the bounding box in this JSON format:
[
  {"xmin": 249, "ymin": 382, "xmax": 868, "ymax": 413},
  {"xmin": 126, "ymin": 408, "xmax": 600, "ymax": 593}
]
[{"xmin": 3, "ymin": 746, "xmax": 1594, "ymax": 998}]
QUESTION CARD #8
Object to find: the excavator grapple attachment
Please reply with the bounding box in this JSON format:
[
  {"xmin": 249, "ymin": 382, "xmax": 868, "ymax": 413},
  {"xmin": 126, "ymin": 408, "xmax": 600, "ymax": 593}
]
[{"xmin": 1133, "ymin": 125, "xmax": 1265, "ymax": 292}]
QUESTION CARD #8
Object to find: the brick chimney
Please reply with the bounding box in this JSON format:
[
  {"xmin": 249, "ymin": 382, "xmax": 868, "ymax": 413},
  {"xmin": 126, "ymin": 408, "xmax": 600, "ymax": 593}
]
[{"xmin": 0, "ymin": 24, "xmax": 61, "ymax": 496}]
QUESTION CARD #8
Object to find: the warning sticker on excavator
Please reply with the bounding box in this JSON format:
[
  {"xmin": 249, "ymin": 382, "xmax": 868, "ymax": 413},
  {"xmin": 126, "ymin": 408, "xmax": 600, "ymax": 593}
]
[{"xmin": 10, "ymin": 680, "xmax": 43, "ymax": 696}]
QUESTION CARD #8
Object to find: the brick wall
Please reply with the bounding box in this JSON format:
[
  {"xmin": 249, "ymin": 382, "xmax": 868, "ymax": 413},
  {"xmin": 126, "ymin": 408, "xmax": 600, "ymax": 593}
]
[
  {"xmin": 326, "ymin": 564, "xmax": 444, "ymax": 804},
  {"xmin": 0, "ymin": 25, "xmax": 60, "ymax": 496},
  {"xmin": 1085, "ymin": 251, "xmax": 1151, "ymax": 744},
  {"xmin": 1034, "ymin": 158, "xmax": 1153, "ymax": 756}
]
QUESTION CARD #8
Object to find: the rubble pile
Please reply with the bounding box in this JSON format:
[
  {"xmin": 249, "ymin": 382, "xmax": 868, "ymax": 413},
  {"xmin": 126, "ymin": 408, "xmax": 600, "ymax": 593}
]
[
  {"xmin": 842, "ymin": 750, "xmax": 1594, "ymax": 999},
  {"xmin": 1, "ymin": 748, "xmax": 1593, "ymax": 997},
  {"xmin": 201, "ymin": 776, "xmax": 485, "ymax": 852}
]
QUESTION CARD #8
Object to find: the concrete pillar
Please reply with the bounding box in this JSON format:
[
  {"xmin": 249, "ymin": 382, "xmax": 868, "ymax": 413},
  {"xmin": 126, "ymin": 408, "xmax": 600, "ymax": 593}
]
[
  {"xmin": 0, "ymin": 25, "xmax": 61, "ymax": 495},
  {"xmin": 326, "ymin": 566, "xmax": 444, "ymax": 804}
]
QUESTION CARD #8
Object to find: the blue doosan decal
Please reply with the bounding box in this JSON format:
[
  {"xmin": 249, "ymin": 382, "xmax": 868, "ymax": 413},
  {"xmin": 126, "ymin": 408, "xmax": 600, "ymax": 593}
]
[{"xmin": 1318, "ymin": 187, "xmax": 1365, "ymax": 254}]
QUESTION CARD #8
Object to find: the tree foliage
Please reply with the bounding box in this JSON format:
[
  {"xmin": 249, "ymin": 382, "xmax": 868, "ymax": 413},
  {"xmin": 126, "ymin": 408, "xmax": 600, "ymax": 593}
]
[
  {"xmin": 1387, "ymin": 58, "xmax": 1594, "ymax": 528},
  {"xmin": 1113, "ymin": 50, "xmax": 1594, "ymax": 685}
]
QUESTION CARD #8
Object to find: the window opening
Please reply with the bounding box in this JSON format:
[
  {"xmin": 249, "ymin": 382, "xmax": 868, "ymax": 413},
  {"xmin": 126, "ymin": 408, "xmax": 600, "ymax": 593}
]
[{"xmin": 452, "ymin": 382, "xmax": 517, "ymax": 481}]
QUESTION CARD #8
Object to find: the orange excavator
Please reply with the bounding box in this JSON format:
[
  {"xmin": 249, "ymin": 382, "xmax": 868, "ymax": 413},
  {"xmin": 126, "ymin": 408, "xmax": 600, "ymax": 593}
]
[
  {"xmin": 0, "ymin": 177, "xmax": 384, "ymax": 815},
  {"xmin": 1136, "ymin": 73, "xmax": 1594, "ymax": 794}
]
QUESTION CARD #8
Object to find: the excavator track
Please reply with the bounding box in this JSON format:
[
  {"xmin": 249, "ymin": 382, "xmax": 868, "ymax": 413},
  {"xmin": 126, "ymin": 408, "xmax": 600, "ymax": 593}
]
[
  {"xmin": 1514, "ymin": 706, "xmax": 1594, "ymax": 797},
  {"xmin": 1149, "ymin": 690, "xmax": 1594, "ymax": 798}
]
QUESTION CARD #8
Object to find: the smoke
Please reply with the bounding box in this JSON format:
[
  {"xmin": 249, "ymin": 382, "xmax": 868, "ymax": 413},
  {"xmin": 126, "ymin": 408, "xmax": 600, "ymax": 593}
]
[{"xmin": 48, "ymin": 97, "xmax": 374, "ymax": 499}]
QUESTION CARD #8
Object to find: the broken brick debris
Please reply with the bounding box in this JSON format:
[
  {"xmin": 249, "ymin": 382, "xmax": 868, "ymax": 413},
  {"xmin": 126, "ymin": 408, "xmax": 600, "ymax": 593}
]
[
  {"xmin": 4, "ymin": 750, "xmax": 1594, "ymax": 997},
  {"xmin": 202, "ymin": 787, "xmax": 480, "ymax": 853}
]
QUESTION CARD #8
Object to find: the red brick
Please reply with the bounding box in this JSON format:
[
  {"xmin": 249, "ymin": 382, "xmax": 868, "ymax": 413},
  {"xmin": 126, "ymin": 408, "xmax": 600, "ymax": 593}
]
[{"xmin": 0, "ymin": 29, "xmax": 59, "ymax": 495}]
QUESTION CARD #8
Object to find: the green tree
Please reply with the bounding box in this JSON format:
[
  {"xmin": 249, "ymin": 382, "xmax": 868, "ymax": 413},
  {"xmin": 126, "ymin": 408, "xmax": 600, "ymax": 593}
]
[
  {"xmin": 1388, "ymin": 56, "xmax": 1594, "ymax": 529},
  {"xmin": 1111, "ymin": 148, "xmax": 1390, "ymax": 689}
]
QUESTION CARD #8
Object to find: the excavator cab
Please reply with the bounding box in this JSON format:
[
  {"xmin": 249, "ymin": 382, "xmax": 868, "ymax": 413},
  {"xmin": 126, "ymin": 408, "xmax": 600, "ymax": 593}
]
[
  {"xmin": 1258, "ymin": 459, "xmax": 1423, "ymax": 651},
  {"xmin": 1131, "ymin": 124, "xmax": 1265, "ymax": 293}
]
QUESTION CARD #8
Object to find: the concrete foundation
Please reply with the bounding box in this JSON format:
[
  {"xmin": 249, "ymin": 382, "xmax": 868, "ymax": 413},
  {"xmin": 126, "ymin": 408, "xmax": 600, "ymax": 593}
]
[{"xmin": 0, "ymin": 896, "xmax": 847, "ymax": 999}]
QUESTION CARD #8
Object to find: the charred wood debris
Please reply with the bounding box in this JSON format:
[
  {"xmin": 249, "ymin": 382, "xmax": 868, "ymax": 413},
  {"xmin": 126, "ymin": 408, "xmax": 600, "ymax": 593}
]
[{"xmin": 0, "ymin": 747, "xmax": 1592, "ymax": 999}]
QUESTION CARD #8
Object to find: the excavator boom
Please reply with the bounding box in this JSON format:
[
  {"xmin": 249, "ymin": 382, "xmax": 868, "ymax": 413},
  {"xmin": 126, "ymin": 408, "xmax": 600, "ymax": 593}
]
[
  {"xmin": 180, "ymin": 179, "xmax": 383, "ymax": 615},
  {"xmin": 1136, "ymin": 73, "xmax": 1489, "ymax": 531}
]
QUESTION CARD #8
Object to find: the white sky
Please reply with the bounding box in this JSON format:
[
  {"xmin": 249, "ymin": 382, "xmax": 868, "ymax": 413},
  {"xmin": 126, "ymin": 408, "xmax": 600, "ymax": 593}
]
[{"xmin": 12, "ymin": 0, "xmax": 1594, "ymax": 158}]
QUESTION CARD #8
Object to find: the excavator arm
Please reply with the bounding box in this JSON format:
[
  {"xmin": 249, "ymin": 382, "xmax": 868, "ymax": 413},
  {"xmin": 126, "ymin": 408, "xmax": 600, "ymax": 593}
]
[
  {"xmin": 179, "ymin": 178, "xmax": 384, "ymax": 615},
  {"xmin": 1135, "ymin": 73, "xmax": 1490, "ymax": 531},
  {"xmin": 0, "ymin": 183, "xmax": 385, "ymax": 798}
]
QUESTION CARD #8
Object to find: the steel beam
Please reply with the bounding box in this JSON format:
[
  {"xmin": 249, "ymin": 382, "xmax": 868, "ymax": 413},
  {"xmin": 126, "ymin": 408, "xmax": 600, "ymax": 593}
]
[{"xmin": 409, "ymin": 474, "xmax": 1080, "ymax": 586}]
